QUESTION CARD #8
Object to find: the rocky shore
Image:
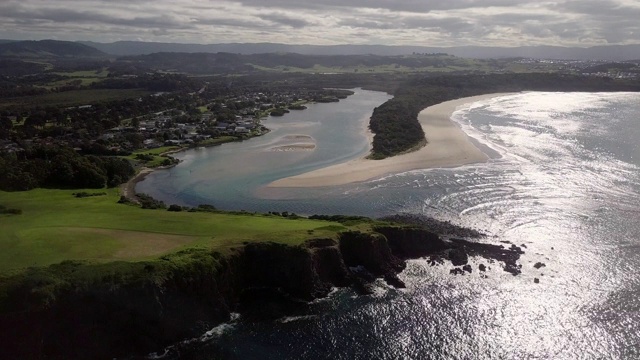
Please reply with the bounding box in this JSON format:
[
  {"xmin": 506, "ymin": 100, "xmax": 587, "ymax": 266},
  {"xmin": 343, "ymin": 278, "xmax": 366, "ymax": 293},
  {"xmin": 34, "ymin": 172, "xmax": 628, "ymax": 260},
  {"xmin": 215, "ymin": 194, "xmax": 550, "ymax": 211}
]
[{"xmin": 0, "ymin": 223, "xmax": 523, "ymax": 359}]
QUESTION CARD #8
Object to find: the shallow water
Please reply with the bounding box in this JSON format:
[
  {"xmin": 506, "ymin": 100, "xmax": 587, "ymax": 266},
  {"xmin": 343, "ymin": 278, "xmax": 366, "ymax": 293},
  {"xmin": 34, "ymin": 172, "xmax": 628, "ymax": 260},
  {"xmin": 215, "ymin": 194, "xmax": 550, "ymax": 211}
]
[
  {"xmin": 146, "ymin": 92, "xmax": 640, "ymax": 359},
  {"xmin": 137, "ymin": 88, "xmax": 392, "ymax": 210}
]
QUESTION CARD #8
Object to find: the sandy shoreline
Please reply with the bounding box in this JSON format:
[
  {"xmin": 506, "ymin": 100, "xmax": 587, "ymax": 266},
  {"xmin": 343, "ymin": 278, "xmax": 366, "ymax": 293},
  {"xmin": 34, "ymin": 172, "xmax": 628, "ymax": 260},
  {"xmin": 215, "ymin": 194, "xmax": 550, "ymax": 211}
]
[
  {"xmin": 120, "ymin": 167, "xmax": 154, "ymax": 203},
  {"xmin": 268, "ymin": 93, "xmax": 514, "ymax": 188}
]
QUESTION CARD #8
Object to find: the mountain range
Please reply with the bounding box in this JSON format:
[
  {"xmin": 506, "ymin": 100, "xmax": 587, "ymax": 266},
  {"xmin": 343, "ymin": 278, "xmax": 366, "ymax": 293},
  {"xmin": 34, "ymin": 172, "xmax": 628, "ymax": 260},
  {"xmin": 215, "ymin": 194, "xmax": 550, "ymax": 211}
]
[
  {"xmin": 79, "ymin": 41, "xmax": 640, "ymax": 61},
  {"xmin": 0, "ymin": 40, "xmax": 106, "ymax": 58},
  {"xmin": 0, "ymin": 39, "xmax": 639, "ymax": 61}
]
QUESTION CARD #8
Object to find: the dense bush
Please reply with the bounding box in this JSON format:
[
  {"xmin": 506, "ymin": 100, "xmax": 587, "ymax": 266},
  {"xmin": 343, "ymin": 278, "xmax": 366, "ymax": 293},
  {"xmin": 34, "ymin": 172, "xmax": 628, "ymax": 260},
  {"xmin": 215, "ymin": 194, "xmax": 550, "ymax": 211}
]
[
  {"xmin": 134, "ymin": 153, "xmax": 155, "ymax": 162},
  {"xmin": 187, "ymin": 204, "xmax": 217, "ymax": 213},
  {"xmin": 73, "ymin": 192, "xmax": 107, "ymax": 198},
  {"xmin": 0, "ymin": 205, "xmax": 22, "ymax": 215},
  {"xmin": 269, "ymin": 108, "xmax": 290, "ymax": 116},
  {"xmin": 0, "ymin": 144, "xmax": 135, "ymax": 191},
  {"xmin": 117, "ymin": 196, "xmax": 134, "ymax": 204},
  {"xmin": 137, "ymin": 193, "xmax": 166, "ymax": 209}
]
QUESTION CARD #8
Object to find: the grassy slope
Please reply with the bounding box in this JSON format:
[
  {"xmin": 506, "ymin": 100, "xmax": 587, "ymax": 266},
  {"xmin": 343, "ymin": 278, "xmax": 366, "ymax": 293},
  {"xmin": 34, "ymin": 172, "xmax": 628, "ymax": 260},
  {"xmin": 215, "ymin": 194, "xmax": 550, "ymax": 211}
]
[
  {"xmin": 41, "ymin": 69, "xmax": 111, "ymax": 89},
  {"xmin": 0, "ymin": 188, "xmax": 352, "ymax": 275}
]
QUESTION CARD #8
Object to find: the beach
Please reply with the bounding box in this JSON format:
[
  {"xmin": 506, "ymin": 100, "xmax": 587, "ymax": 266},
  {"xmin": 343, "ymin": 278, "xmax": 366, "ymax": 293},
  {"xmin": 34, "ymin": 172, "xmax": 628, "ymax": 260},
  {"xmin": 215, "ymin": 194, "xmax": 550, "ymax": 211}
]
[
  {"xmin": 267, "ymin": 93, "xmax": 513, "ymax": 188},
  {"xmin": 120, "ymin": 167, "xmax": 155, "ymax": 203}
]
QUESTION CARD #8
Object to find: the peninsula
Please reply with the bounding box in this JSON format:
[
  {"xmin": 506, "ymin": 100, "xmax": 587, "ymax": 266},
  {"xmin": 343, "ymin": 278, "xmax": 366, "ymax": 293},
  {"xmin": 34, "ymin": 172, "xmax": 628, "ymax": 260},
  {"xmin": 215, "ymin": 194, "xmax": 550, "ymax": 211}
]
[{"xmin": 268, "ymin": 93, "xmax": 509, "ymax": 187}]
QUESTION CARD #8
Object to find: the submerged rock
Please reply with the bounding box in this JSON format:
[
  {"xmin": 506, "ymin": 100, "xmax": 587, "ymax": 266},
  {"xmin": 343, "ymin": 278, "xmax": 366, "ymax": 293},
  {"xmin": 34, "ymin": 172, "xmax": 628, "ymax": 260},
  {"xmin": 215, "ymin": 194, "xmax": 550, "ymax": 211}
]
[
  {"xmin": 533, "ymin": 262, "xmax": 546, "ymax": 269},
  {"xmin": 448, "ymin": 248, "xmax": 469, "ymax": 266}
]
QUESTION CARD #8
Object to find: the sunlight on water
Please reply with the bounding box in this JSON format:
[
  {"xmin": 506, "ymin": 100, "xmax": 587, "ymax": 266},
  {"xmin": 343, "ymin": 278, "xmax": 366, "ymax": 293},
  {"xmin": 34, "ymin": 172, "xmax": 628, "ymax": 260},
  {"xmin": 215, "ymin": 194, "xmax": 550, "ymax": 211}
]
[{"xmin": 148, "ymin": 92, "xmax": 640, "ymax": 359}]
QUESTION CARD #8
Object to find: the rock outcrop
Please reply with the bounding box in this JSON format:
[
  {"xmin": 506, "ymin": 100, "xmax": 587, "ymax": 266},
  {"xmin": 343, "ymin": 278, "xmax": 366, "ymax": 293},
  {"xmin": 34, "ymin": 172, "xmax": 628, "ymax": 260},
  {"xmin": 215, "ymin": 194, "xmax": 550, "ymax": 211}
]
[{"xmin": 0, "ymin": 225, "xmax": 523, "ymax": 359}]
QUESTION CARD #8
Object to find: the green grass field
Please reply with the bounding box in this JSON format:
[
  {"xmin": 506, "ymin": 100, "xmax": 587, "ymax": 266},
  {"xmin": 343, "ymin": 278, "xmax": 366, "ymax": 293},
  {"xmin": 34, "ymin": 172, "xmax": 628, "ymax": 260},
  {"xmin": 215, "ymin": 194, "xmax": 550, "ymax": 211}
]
[{"xmin": 0, "ymin": 188, "xmax": 352, "ymax": 275}]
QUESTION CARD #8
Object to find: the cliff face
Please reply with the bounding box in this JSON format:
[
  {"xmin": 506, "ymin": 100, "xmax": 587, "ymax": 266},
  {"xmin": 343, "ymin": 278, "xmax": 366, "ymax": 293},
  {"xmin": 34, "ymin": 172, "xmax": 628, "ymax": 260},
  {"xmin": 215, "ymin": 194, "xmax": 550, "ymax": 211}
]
[
  {"xmin": 0, "ymin": 227, "xmax": 461, "ymax": 359},
  {"xmin": 375, "ymin": 226, "xmax": 448, "ymax": 258},
  {"xmin": 1, "ymin": 254, "xmax": 240, "ymax": 359}
]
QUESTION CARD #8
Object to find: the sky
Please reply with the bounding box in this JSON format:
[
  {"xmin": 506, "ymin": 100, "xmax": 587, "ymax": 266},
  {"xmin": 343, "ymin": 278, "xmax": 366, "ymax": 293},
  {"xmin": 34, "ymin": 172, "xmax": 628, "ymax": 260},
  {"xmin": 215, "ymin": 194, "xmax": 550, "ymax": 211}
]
[{"xmin": 1, "ymin": 0, "xmax": 639, "ymax": 47}]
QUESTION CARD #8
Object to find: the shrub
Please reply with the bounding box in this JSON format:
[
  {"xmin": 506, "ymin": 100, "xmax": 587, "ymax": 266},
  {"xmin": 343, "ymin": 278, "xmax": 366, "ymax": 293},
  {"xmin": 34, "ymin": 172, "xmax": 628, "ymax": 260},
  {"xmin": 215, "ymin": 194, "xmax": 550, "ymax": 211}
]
[
  {"xmin": 188, "ymin": 204, "xmax": 217, "ymax": 213},
  {"xmin": 117, "ymin": 195, "xmax": 133, "ymax": 204},
  {"xmin": 0, "ymin": 205, "xmax": 22, "ymax": 215},
  {"xmin": 134, "ymin": 153, "xmax": 155, "ymax": 162},
  {"xmin": 137, "ymin": 193, "xmax": 166, "ymax": 209},
  {"xmin": 73, "ymin": 192, "xmax": 107, "ymax": 198},
  {"xmin": 161, "ymin": 158, "xmax": 173, "ymax": 166}
]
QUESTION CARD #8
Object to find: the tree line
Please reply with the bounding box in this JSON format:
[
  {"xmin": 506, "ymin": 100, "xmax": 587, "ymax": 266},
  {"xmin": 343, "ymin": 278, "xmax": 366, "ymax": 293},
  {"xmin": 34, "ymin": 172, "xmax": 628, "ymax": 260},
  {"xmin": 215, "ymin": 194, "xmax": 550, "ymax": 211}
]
[{"xmin": 0, "ymin": 144, "xmax": 135, "ymax": 191}]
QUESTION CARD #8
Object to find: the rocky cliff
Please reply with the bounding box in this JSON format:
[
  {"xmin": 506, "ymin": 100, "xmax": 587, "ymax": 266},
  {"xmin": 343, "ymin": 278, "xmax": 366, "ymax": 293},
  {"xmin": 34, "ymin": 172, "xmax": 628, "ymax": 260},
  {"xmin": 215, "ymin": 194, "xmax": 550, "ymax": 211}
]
[{"xmin": 0, "ymin": 225, "xmax": 519, "ymax": 359}]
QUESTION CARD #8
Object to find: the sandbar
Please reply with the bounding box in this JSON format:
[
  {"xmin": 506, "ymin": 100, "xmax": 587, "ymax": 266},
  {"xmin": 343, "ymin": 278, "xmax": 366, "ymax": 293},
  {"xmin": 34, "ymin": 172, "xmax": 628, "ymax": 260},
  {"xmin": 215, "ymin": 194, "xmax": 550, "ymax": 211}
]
[
  {"xmin": 270, "ymin": 144, "xmax": 316, "ymax": 151},
  {"xmin": 267, "ymin": 93, "xmax": 513, "ymax": 188}
]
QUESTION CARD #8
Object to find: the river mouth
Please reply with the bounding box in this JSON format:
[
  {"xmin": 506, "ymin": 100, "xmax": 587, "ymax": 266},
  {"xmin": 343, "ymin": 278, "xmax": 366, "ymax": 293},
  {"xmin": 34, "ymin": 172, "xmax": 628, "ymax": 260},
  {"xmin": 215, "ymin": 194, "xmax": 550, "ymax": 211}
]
[
  {"xmin": 144, "ymin": 92, "xmax": 640, "ymax": 359},
  {"xmin": 136, "ymin": 88, "xmax": 393, "ymax": 212}
]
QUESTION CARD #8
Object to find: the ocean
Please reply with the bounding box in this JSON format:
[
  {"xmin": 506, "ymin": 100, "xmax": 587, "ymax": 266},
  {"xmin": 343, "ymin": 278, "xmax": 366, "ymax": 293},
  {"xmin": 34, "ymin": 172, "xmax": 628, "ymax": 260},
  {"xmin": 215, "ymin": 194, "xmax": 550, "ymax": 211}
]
[{"xmin": 142, "ymin": 91, "xmax": 640, "ymax": 359}]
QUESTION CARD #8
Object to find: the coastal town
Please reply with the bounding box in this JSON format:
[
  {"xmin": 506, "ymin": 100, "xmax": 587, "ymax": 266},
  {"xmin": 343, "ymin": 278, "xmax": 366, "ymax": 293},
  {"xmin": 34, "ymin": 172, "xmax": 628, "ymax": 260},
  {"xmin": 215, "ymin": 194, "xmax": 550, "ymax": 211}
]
[
  {"xmin": 0, "ymin": 82, "xmax": 353, "ymax": 159},
  {"xmin": 0, "ymin": 71, "xmax": 354, "ymax": 192}
]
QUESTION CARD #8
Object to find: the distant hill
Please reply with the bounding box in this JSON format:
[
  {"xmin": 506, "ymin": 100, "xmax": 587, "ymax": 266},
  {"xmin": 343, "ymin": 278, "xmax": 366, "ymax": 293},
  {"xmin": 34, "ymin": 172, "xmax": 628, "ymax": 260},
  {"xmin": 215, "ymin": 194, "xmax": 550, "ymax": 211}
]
[
  {"xmin": 117, "ymin": 51, "xmax": 475, "ymax": 74},
  {"xmin": 81, "ymin": 40, "xmax": 640, "ymax": 61},
  {"xmin": 0, "ymin": 40, "xmax": 106, "ymax": 58}
]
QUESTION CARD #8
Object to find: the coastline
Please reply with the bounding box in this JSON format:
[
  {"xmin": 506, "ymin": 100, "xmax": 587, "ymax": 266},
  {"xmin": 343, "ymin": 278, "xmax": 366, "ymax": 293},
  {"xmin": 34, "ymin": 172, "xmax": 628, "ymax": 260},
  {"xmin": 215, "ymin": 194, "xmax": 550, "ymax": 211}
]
[
  {"xmin": 120, "ymin": 167, "xmax": 155, "ymax": 203},
  {"xmin": 119, "ymin": 132, "xmax": 268, "ymax": 202},
  {"xmin": 267, "ymin": 93, "xmax": 514, "ymax": 188}
]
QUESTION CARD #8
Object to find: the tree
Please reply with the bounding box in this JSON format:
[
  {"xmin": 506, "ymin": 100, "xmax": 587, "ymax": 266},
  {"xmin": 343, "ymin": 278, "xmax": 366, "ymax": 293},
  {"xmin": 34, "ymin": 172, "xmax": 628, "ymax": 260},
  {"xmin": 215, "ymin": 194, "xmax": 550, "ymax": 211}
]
[
  {"xmin": 23, "ymin": 112, "xmax": 46, "ymax": 129},
  {"xmin": 0, "ymin": 116, "xmax": 12, "ymax": 139}
]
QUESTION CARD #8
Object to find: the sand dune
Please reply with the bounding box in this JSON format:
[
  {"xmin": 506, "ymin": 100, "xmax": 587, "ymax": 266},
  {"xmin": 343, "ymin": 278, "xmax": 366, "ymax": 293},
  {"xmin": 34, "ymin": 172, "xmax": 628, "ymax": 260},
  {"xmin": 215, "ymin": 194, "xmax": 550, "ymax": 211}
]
[{"xmin": 268, "ymin": 93, "xmax": 513, "ymax": 188}]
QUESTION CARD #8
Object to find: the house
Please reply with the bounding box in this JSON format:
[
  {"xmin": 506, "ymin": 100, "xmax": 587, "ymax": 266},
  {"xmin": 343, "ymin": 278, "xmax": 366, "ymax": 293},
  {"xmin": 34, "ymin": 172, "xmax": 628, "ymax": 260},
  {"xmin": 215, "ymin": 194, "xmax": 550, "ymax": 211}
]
[
  {"xmin": 215, "ymin": 122, "xmax": 230, "ymax": 131},
  {"xmin": 235, "ymin": 127, "xmax": 250, "ymax": 134},
  {"xmin": 143, "ymin": 139, "xmax": 161, "ymax": 149}
]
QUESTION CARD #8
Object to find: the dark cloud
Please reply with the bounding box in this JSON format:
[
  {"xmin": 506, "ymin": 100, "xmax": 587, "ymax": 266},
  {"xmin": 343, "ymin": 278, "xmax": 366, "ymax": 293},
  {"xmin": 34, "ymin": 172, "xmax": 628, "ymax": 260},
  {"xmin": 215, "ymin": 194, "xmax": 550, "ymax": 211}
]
[
  {"xmin": 338, "ymin": 15, "xmax": 476, "ymax": 34},
  {"xmin": 0, "ymin": 0, "xmax": 638, "ymax": 45},
  {"xmin": 236, "ymin": 0, "xmax": 523, "ymax": 13},
  {"xmin": 0, "ymin": 4, "xmax": 193, "ymax": 30}
]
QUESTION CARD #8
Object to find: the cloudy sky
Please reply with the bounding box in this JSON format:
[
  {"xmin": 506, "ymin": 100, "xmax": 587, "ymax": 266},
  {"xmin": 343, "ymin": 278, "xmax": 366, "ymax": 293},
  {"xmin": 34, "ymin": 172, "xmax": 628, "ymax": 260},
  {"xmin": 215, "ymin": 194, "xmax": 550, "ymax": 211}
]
[{"xmin": 1, "ymin": 0, "xmax": 639, "ymax": 46}]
